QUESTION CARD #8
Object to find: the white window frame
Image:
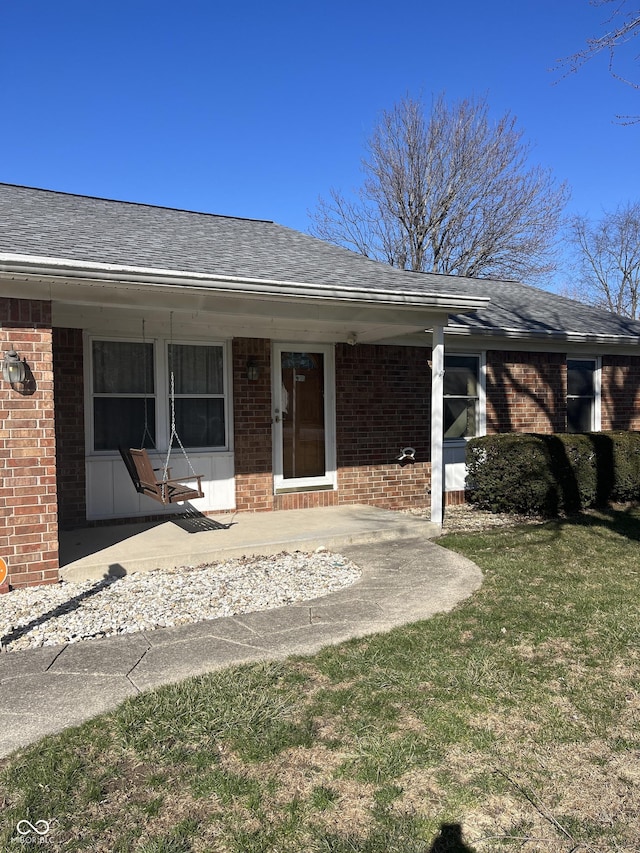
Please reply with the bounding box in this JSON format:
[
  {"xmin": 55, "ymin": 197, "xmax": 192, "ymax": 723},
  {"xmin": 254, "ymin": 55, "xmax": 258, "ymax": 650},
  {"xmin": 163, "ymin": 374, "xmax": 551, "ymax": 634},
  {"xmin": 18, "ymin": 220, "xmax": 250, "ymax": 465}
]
[
  {"xmin": 86, "ymin": 334, "xmax": 231, "ymax": 455},
  {"xmin": 567, "ymin": 356, "xmax": 601, "ymax": 432},
  {"xmin": 443, "ymin": 352, "xmax": 486, "ymax": 445},
  {"xmin": 165, "ymin": 339, "xmax": 230, "ymax": 452}
]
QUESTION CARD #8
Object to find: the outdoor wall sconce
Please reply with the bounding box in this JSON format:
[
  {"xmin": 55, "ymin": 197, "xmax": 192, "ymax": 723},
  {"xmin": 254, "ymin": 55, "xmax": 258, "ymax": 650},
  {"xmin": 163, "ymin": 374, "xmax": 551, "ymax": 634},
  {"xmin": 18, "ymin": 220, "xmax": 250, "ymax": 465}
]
[
  {"xmin": 2, "ymin": 348, "xmax": 26, "ymax": 384},
  {"xmin": 246, "ymin": 358, "xmax": 260, "ymax": 381}
]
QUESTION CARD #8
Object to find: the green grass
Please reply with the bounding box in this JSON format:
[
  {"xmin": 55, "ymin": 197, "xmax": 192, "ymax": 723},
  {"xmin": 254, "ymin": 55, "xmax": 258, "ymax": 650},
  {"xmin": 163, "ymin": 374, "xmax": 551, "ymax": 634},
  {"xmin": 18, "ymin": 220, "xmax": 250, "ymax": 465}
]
[{"xmin": 2, "ymin": 507, "xmax": 639, "ymax": 851}]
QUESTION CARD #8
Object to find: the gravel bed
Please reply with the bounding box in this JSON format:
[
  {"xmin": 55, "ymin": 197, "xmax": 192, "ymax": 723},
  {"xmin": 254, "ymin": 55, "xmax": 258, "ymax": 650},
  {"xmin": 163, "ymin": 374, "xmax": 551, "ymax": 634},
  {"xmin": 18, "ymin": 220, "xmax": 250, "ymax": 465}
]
[
  {"xmin": 0, "ymin": 550, "xmax": 361, "ymax": 653},
  {"xmin": 0, "ymin": 505, "xmax": 537, "ymax": 654},
  {"xmin": 404, "ymin": 503, "xmax": 538, "ymax": 532}
]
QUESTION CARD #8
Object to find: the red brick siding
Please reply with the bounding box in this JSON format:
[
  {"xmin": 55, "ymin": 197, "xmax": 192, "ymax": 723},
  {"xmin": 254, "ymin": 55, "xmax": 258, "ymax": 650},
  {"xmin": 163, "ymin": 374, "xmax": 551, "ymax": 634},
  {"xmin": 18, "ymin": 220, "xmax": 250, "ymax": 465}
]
[
  {"xmin": 486, "ymin": 350, "xmax": 566, "ymax": 434},
  {"xmin": 232, "ymin": 339, "xmax": 432, "ymax": 513},
  {"xmin": 231, "ymin": 343, "xmax": 640, "ymax": 516},
  {"xmin": 274, "ymin": 490, "xmax": 338, "ymax": 510},
  {"xmin": 601, "ymin": 355, "xmax": 640, "ymax": 430},
  {"xmin": 337, "ymin": 462, "xmax": 431, "ymax": 509},
  {"xmin": 335, "ymin": 343, "xmax": 431, "ymax": 510},
  {"xmin": 53, "ymin": 328, "xmax": 86, "ymax": 529},
  {"xmin": 232, "ymin": 338, "xmax": 274, "ymax": 511},
  {"xmin": 0, "ymin": 298, "xmax": 59, "ymax": 589}
]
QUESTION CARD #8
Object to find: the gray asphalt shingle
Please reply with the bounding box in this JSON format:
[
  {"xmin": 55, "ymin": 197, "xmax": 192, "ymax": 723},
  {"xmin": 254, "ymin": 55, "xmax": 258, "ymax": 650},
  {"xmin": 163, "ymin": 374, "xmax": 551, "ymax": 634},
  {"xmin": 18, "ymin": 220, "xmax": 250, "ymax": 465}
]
[{"xmin": 2, "ymin": 183, "xmax": 639, "ymax": 341}]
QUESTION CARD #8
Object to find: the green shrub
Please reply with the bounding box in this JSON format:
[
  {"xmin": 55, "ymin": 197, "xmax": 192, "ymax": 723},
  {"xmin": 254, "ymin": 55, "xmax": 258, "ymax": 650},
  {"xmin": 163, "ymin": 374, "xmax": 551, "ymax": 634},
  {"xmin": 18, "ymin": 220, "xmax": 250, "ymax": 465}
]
[
  {"xmin": 466, "ymin": 434, "xmax": 554, "ymax": 515},
  {"xmin": 466, "ymin": 431, "xmax": 640, "ymax": 516},
  {"xmin": 607, "ymin": 431, "xmax": 640, "ymax": 502}
]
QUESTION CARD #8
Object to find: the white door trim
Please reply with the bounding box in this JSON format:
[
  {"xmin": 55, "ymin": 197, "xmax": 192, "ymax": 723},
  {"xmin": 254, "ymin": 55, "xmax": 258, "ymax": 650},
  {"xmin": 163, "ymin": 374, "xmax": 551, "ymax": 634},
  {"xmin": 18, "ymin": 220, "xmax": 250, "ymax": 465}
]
[{"xmin": 272, "ymin": 343, "xmax": 336, "ymax": 492}]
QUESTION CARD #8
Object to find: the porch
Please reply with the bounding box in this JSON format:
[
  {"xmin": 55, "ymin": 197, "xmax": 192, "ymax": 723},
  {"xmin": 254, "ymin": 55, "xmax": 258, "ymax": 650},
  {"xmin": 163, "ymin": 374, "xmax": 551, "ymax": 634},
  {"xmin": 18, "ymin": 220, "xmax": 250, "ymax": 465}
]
[{"xmin": 59, "ymin": 504, "xmax": 440, "ymax": 582}]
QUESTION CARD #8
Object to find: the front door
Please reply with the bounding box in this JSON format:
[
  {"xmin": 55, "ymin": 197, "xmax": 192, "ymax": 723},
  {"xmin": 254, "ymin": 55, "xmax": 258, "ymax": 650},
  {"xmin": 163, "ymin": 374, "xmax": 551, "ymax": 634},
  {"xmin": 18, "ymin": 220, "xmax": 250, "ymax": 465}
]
[{"xmin": 273, "ymin": 344, "xmax": 335, "ymax": 491}]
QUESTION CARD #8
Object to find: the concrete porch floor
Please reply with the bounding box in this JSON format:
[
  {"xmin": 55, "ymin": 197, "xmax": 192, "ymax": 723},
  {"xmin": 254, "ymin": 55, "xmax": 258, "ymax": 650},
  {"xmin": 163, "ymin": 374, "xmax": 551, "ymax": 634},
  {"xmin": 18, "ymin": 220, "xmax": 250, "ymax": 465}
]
[{"xmin": 59, "ymin": 505, "xmax": 440, "ymax": 582}]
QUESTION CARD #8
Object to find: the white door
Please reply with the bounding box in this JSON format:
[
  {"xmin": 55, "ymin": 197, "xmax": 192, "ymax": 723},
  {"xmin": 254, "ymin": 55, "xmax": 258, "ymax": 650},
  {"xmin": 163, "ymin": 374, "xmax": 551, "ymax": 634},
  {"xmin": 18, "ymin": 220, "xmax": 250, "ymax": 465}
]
[{"xmin": 273, "ymin": 344, "xmax": 336, "ymax": 492}]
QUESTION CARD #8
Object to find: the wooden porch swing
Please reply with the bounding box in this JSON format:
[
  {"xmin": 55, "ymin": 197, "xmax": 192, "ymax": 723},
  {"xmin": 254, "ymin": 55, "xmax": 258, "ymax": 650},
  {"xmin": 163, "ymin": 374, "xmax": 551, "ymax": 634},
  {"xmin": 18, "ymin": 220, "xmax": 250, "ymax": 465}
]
[
  {"xmin": 123, "ymin": 447, "xmax": 204, "ymax": 505},
  {"xmin": 120, "ymin": 316, "xmax": 205, "ymax": 506}
]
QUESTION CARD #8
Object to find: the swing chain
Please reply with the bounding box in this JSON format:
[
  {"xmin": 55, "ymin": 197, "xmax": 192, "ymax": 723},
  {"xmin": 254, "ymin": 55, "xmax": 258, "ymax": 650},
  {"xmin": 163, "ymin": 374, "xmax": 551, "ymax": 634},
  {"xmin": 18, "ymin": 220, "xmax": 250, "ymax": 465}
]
[
  {"xmin": 162, "ymin": 313, "xmax": 200, "ymax": 495},
  {"xmin": 139, "ymin": 318, "xmax": 155, "ymax": 450}
]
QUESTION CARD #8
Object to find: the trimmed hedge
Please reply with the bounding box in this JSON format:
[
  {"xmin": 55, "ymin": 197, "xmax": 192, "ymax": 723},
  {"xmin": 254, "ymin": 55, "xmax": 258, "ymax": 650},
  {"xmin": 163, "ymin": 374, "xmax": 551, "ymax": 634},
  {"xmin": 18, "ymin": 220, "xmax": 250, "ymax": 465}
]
[{"xmin": 466, "ymin": 431, "xmax": 640, "ymax": 516}]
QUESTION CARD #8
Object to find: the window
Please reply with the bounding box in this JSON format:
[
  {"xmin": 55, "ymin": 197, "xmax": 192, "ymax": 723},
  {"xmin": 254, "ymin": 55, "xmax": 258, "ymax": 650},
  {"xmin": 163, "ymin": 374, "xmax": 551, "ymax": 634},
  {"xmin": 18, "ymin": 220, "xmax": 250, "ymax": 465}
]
[
  {"xmin": 168, "ymin": 344, "xmax": 226, "ymax": 448},
  {"xmin": 567, "ymin": 358, "xmax": 598, "ymax": 432},
  {"xmin": 91, "ymin": 338, "xmax": 228, "ymax": 452},
  {"xmin": 92, "ymin": 340, "xmax": 155, "ymax": 451},
  {"xmin": 444, "ymin": 355, "xmax": 480, "ymax": 439}
]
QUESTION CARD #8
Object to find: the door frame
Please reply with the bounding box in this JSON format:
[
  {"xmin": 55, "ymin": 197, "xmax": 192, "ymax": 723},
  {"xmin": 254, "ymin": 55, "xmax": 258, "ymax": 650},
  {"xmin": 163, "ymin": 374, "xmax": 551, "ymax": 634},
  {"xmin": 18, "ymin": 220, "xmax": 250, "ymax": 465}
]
[{"xmin": 272, "ymin": 343, "xmax": 337, "ymax": 493}]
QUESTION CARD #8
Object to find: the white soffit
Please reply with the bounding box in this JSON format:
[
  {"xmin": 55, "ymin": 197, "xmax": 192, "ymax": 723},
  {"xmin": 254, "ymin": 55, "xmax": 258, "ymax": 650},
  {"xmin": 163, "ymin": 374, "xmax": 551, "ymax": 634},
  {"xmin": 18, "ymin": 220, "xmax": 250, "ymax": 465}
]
[{"xmin": 1, "ymin": 254, "xmax": 488, "ymax": 342}]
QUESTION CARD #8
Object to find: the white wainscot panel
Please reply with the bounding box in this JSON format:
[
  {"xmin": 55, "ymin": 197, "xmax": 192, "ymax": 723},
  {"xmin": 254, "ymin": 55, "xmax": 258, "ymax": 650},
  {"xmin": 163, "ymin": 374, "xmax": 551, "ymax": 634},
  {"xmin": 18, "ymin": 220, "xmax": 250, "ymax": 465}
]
[
  {"xmin": 86, "ymin": 452, "xmax": 236, "ymax": 520},
  {"xmin": 444, "ymin": 442, "xmax": 467, "ymax": 492}
]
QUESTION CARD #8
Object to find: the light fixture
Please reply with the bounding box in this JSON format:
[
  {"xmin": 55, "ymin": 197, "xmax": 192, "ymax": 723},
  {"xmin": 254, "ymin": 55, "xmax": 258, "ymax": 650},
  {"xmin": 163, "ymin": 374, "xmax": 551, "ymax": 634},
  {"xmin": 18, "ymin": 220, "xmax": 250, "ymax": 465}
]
[
  {"xmin": 346, "ymin": 332, "xmax": 358, "ymax": 347},
  {"xmin": 246, "ymin": 358, "xmax": 259, "ymax": 381},
  {"xmin": 2, "ymin": 348, "xmax": 26, "ymax": 384}
]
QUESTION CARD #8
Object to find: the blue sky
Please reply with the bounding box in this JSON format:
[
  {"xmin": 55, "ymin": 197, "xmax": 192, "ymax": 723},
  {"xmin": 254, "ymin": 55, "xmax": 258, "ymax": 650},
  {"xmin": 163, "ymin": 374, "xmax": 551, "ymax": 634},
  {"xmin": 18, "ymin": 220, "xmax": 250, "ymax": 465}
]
[{"xmin": 1, "ymin": 0, "xmax": 638, "ymax": 286}]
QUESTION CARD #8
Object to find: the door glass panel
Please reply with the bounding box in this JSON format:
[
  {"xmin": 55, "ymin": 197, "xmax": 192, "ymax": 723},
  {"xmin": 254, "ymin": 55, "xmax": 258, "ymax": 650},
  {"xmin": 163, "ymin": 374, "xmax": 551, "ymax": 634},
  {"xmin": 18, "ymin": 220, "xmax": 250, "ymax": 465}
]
[{"xmin": 281, "ymin": 351, "xmax": 325, "ymax": 479}]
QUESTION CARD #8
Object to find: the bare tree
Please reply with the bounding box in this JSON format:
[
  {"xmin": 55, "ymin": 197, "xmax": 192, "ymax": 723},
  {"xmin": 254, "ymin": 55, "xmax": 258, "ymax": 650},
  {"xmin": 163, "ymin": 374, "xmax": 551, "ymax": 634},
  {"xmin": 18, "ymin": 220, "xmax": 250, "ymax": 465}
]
[
  {"xmin": 568, "ymin": 203, "xmax": 640, "ymax": 318},
  {"xmin": 558, "ymin": 0, "xmax": 640, "ymax": 88},
  {"xmin": 555, "ymin": 1, "xmax": 640, "ymax": 121},
  {"xmin": 310, "ymin": 95, "xmax": 569, "ymax": 282}
]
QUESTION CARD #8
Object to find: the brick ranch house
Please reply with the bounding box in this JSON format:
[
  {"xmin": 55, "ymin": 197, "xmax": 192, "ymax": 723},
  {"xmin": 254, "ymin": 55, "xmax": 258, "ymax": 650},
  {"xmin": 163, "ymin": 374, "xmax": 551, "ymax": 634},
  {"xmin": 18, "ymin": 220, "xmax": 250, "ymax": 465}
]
[{"xmin": 2, "ymin": 184, "xmax": 640, "ymax": 590}]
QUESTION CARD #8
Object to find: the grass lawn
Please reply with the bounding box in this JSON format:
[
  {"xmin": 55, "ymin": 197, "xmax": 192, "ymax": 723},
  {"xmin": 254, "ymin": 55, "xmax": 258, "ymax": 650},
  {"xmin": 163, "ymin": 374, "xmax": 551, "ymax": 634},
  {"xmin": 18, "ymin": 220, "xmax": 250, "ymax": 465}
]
[{"xmin": 1, "ymin": 508, "xmax": 639, "ymax": 852}]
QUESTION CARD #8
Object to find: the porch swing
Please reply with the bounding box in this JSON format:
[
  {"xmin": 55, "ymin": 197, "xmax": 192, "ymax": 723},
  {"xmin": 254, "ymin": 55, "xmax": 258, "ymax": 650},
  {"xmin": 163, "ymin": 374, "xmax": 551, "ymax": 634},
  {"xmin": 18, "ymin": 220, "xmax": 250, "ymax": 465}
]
[{"xmin": 120, "ymin": 317, "xmax": 204, "ymax": 506}]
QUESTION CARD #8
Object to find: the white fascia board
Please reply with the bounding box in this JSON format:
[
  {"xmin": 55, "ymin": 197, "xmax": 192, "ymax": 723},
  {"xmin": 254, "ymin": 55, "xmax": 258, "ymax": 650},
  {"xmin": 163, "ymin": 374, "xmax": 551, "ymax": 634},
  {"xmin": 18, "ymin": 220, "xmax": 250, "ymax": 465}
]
[
  {"xmin": 445, "ymin": 323, "xmax": 640, "ymax": 347},
  {"xmin": 0, "ymin": 253, "xmax": 490, "ymax": 314}
]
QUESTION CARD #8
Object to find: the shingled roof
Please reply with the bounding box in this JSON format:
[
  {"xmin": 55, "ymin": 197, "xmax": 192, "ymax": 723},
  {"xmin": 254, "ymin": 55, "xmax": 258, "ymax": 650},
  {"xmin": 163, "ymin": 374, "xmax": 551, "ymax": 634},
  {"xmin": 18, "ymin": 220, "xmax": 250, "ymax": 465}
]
[
  {"xmin": 2, "ymin": 183, "xmax": 640, "ymax": 342},
  {"xmin": 447, "ymin": 278, "xmax": 640, "ymax": 341},
  {"xmin": 0, "ymin": 183, "xmax": 472, "ymax": 295}
]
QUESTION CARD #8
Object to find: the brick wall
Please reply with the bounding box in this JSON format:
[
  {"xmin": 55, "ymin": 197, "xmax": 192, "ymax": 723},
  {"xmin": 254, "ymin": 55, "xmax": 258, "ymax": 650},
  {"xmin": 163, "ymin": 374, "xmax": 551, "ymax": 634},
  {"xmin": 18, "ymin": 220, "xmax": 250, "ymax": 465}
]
[
  {"xmin": 232, "ymin": 339, "xmax": 432, "ymax": 513},
  {"xmin": 601, "ymin": 355, "xmax": 640, "ymax": 430},
  {"xmin": 0, "ymin": 298, "xmax": 59, "ymax": 589},
  {"xmin": 53, "ymin": 328, "xmax": 86, "ymax": 528},
  {"xmin": 486, "ymin": 350, "xmax": 566, "ymax": 434},
  {"xmin": 335, "ymin": 343, "xmax": 431, "ymax": 510},
  {"xmin": 445, "ymin": 489, "xmax": 467, "ymax": 506},
  {"xmin": 274, "ymin": 489, "xmax": 338, "ymax": 510},
  {"xmin": 233, "ymin": 338, "xmax": 274, "ymax": 511}
]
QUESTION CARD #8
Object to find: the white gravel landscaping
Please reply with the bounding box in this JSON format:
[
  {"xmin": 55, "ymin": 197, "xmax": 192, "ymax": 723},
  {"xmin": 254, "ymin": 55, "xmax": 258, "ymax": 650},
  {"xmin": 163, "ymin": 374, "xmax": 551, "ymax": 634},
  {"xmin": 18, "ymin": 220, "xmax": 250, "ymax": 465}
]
[{"xmin": 0, "ymin": 550, "xmax": 361, "ymax": 652}]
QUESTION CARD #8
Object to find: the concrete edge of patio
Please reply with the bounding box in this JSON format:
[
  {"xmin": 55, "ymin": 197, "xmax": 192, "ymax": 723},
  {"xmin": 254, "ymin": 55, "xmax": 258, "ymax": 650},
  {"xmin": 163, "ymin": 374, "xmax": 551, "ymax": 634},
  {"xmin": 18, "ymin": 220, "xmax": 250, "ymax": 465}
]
[
  {"xmin": 59, "ymin": 505, "xmax": 441, "ymax": 581},
  {"xmin": 0, "ymin": 535, "xmax": 482, "ymax": 757}
]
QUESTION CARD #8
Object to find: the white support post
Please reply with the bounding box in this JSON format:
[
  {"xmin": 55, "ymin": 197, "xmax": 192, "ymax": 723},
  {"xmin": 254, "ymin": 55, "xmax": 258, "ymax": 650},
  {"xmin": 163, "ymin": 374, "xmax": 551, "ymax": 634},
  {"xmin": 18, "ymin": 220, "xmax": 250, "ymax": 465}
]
[{"xmin": 430, "ymin": 324, "xmax": 445, "ymax": 525}]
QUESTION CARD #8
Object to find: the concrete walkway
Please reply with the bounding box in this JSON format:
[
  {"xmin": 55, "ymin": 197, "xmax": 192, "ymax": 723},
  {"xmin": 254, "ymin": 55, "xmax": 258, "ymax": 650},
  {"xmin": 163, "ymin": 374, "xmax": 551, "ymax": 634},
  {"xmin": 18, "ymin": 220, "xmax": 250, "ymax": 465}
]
[{"xmin": 0, "ymin": 508, "xmax": 482, "ymax": 758}]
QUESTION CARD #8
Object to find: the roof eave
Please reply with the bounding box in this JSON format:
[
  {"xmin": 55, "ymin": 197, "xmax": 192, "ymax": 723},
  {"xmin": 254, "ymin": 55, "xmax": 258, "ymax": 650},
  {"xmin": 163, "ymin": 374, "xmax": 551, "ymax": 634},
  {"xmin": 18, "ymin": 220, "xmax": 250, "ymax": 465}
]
[
  {"xmin": 446, "ymin": 323, "xmax": 640, "ymax": 346},
  {"xmin": 0, "ymin": 253, "xmax": 490, "ymax": 314}
]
